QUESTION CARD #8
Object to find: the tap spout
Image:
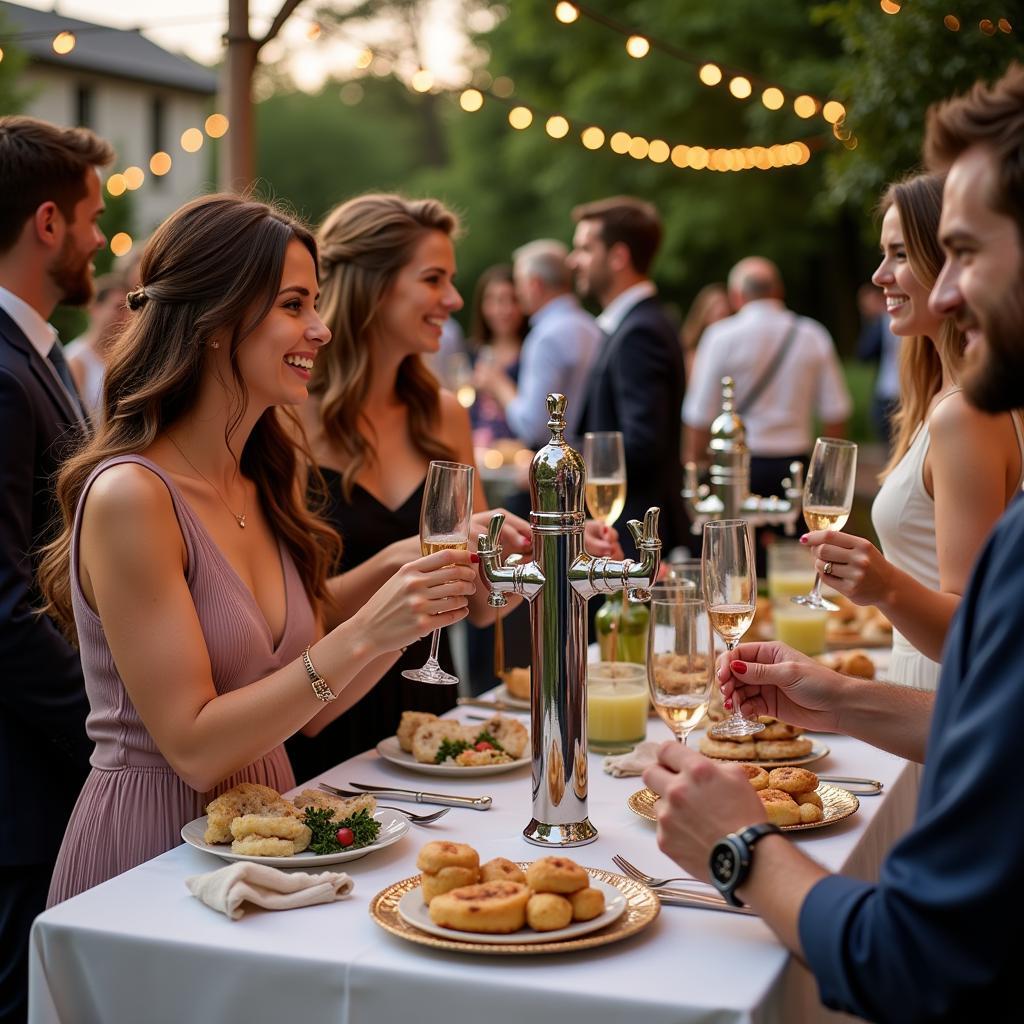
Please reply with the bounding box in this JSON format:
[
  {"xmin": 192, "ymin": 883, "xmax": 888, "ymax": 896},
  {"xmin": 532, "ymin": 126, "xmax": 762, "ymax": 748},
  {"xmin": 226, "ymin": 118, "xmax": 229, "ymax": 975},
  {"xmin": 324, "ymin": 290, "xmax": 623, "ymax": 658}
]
[
  {"xmin": 477, "ymin": 512, "xmax": 545, "ymax": 608},
  {"xmin": 569, "ymin": 507, "xmax": 661, "ymax": 601}
]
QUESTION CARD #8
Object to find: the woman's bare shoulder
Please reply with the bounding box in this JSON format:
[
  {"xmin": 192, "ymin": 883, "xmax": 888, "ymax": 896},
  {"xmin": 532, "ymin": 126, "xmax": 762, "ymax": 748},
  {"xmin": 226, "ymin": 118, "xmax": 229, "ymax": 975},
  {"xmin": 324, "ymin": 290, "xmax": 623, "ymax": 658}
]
[{"xmin": 82, "ymin": 461, "xmax": 179, "ymax": 545}]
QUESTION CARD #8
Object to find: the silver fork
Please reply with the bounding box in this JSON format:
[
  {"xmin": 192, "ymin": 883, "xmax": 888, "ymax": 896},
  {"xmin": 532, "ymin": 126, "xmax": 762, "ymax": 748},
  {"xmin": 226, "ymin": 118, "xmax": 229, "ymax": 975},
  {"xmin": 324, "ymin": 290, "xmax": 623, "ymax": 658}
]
[{"xmin": 612, "ymin": 854, "xmax": 711, "ymax": 890}]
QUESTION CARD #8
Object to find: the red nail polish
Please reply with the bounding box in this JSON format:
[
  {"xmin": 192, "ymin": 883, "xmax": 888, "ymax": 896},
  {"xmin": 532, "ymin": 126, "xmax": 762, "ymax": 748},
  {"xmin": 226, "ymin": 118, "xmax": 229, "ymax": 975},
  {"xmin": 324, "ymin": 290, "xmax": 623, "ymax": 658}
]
[
  {"xmin": 799, "ymin": 535, "xmax": 808, "ymax": 544},
  {"xmin": 724, "ymin": 698, "xmax": 733, "ymax": 710},
  {"xmin": 470, "ymin": 553, "xmax": 480, "ymax": 563},
  {"xmin": 732, "ymin": 661, "xmax": 747, "ymax": 674}
]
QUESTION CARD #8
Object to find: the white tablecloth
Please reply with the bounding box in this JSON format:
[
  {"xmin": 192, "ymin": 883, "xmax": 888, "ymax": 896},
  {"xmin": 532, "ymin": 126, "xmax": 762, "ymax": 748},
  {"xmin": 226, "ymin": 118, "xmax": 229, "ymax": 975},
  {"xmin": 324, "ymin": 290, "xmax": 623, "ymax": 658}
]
[{"xmin": 30, "ymin": 705, "xmax": 915, "ymax": 1024}]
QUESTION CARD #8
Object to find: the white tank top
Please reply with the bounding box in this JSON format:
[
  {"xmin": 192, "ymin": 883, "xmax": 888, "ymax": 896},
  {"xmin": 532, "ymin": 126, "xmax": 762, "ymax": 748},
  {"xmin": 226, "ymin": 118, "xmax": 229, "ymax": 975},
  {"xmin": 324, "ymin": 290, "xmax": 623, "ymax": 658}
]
[{"xmin": 871, "ymin": 390, "xmax": 1024, "ymax": 690}]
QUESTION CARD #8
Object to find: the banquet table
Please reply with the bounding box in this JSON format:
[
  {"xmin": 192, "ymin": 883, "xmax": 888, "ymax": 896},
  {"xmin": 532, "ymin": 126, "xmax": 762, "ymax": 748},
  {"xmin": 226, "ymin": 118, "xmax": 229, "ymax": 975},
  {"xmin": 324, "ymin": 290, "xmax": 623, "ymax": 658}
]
[{"xmin": 30, "ymin": 697, "xmax": 915, "ymax": 1024}]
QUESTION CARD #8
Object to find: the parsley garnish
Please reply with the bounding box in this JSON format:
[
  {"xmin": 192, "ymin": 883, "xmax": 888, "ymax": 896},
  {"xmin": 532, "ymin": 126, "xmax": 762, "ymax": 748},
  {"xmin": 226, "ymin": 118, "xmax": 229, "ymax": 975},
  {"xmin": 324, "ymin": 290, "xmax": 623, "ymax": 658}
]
[
  {"xmin": 303, "ymin": 807, "xmax": 381, "ymax": 855},
  {"xmin": 434, "ymin": 738, "xmax": 471, "ymax": 763}
]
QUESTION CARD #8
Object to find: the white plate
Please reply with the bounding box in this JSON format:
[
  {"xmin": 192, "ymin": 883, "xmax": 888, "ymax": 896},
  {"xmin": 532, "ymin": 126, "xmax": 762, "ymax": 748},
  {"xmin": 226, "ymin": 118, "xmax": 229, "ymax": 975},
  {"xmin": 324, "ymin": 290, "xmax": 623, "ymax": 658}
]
[
  {"xmin": 181, "ymin": 808, "xmax": 410, "ymax": 866},
  {"xmin": 492, "ymin": 685, "xmax": 530, "ymax": 710},
  {"xmin": 397, "ymin": 878, "xmax": 626, "ymax": 945},
  {"xmin": 376, "ymin": 735, "xmax": 530, "ymax": 777}
]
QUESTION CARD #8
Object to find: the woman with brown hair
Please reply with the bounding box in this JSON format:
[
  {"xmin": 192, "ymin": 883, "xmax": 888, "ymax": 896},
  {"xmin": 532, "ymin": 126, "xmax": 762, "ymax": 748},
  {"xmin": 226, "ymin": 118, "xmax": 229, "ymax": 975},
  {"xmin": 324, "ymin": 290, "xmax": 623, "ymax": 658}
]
[
  {"xmin": 679, "ymin": 282, "xmax": 730, "ymax": 380},
  {"xmin": 803, "ymin": 172, "xmax": 1024, "ymax": 690},
  {"xmin": 287, "ymin": 194, "xmax": 616, "ymax": 779},
  {"xmin": 39, "ymin": 194, "xmax": 477, "ymax": 903}
]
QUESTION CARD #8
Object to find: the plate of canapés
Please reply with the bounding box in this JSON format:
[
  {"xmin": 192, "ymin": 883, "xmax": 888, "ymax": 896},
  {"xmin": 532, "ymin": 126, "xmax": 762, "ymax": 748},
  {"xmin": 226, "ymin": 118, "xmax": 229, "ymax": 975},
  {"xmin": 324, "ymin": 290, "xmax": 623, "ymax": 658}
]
[
  {"xmin": 181, "ymin": 782, "xmax": 410, "ymax": 867},
  {"xmin": 376, "ymin": 711, "xmax": 531, "ymax": 777},
  {"xmin": 370, "ymin": 841, "xmax": 659, "ymax": 954},
  {"xmin": 628, "ymin": 765, "xmax": 859, "ymax": 833}
]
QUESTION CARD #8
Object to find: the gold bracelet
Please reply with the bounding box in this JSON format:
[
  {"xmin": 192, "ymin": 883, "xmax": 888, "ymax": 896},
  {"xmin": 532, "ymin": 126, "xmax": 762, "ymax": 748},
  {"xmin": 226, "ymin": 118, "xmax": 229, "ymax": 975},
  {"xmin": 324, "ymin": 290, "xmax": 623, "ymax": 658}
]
[{"xmin": 302, "ymin": 645, "xmax": 336, "ymax": 703}]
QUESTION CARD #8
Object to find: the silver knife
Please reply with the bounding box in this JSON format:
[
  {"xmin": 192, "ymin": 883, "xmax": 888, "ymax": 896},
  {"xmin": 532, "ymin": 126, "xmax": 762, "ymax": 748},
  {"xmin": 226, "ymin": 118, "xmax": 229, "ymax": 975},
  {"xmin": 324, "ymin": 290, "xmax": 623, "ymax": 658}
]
[
  {"xmin": 654, "ymin": 888, "xmax": 757, "ymax": 916},
  {"xmin": 456, "ymin": 696, "xmax": 528, "ymax": 713},
  {"xmin": 330, "ymin": 781, "xmax": 492, "ymax": 810}
]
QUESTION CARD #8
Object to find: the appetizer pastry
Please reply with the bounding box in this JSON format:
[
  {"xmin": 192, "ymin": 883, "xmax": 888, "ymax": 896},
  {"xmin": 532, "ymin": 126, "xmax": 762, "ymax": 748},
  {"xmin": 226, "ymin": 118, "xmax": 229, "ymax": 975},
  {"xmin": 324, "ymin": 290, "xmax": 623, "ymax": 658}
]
[{"xmin": 429, "ymin": 881, "xmax": 531, "ymax": 934}]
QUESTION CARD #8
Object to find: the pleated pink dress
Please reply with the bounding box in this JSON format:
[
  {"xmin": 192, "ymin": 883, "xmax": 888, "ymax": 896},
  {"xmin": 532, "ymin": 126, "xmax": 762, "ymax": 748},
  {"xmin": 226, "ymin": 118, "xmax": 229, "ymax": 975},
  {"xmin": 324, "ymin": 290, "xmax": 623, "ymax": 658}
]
[{"xmin": 48, "ymin": 455, "xmax": 316, "ymax": 906}]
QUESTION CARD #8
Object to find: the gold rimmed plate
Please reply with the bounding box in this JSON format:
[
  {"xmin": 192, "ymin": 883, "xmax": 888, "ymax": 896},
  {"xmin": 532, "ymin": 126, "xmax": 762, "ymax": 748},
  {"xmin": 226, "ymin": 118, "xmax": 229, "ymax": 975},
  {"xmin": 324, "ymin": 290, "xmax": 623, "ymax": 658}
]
[
  {"xmin": 628, "ymin": 782, "xmax": 859, "ymax": 833},
  {"xmin": 370, "ymin": 865, "xmax": 659, "ymax": 955}
]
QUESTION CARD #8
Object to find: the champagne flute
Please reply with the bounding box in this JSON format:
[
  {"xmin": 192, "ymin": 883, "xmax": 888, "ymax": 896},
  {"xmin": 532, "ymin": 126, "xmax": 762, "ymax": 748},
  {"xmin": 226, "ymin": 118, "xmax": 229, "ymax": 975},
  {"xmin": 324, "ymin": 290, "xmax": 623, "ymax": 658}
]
[
  {"xmin": 702, "ymin": 520, "xmax": 764, "ymax": 739},
  {"xmin": 583, "ymin": 431, "xmax": 626, "ymax": 527},
  {"xmin": 401, "ymin": 460, "xmax": 474, "ymax": 686},
  {"xmin": 792, "ymin": 438, "xmax": 858, "ymax": 612},
  {"xmin": 647, "ymin": 592, "xmax": 714, "ymax": 745}
]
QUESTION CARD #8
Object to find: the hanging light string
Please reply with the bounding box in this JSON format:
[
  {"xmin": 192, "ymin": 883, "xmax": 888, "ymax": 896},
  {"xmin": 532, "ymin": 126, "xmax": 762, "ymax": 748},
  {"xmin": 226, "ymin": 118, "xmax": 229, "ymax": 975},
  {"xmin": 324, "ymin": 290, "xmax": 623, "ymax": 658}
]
[{"xmin": 551, "ymin": 3, "xmax": 849, "ymax": 133}]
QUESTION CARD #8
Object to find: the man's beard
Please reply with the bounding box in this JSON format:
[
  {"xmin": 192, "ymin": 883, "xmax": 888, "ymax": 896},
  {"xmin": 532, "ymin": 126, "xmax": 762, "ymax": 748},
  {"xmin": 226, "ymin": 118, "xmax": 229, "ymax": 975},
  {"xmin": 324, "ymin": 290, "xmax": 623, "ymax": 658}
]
[
  {"xmin": 49, "ymin": 236, "xmax": 94, "ymax": 307},
  {"xmin": 961, "ymin": 286, "xmax": 1024, "ymax": 413}
]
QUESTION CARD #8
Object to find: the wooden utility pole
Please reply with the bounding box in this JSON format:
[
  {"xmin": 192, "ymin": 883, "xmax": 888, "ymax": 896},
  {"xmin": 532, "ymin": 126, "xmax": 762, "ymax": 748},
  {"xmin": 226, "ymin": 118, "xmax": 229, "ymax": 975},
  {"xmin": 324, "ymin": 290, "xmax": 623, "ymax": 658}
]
[{"xmin": 220, "ymin": 0, "xmax": 304, "ymax": 191}]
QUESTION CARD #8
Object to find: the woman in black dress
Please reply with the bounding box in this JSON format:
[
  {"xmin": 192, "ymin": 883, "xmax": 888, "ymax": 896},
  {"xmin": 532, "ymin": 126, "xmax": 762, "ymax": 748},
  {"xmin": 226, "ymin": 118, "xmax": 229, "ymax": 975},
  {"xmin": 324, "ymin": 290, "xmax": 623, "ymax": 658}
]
[{"xmin": 285, "ymin": 195, "xmax": 541, "ymax": 781}]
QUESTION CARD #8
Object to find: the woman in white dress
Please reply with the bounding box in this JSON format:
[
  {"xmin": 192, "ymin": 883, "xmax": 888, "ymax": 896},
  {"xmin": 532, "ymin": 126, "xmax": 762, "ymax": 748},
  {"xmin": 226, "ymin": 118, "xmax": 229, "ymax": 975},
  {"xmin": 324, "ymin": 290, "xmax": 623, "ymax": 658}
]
[{"xmin": 805, "ymin": 173, "xmax": 1024, "ymax": 690}]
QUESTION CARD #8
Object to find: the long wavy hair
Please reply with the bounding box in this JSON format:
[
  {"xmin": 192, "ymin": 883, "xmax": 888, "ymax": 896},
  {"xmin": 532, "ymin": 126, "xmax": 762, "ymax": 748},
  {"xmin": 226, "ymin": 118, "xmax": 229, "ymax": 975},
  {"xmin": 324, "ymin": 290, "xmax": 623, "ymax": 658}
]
[
  {"xmin": 467, "ymin": 263, "xmax": 526, "ymax": 353},
  {"xmin": 879, "ymin": 173, "xmax": 967, "ymax": 481},
  {"xmin": 312, "ymin": 194, "xmax": 458, "ymax": 500},
  {"xmin": 38, "ymin": 193, "xmax": 341, "ymax": 641}
]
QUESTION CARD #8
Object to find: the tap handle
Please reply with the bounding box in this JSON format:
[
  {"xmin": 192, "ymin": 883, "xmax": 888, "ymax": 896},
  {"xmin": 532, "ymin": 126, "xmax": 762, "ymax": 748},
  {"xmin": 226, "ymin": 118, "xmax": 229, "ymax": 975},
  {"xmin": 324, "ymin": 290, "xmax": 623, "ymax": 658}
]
[
  {"xmin": 479, "ymin": 512, "xmax": 505, "ymax": 555},
  {"xmin": 546, "ymin": 393, "xmax": 567, "ymax": 439},
  {"xmin": 627, "ymin": 507, "xmax": 661, "ymax": 549}
]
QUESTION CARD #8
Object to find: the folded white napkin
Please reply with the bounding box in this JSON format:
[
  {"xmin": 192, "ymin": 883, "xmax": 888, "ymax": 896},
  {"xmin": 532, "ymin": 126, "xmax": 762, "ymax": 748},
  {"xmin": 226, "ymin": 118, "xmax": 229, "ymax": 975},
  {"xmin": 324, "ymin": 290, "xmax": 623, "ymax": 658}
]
[
  {"xmin": 186, "ymin": 861, "xmax": 354, "ymax": 920},
  {"xmin": 602, "ymin": 740, "xmax": 662, "ymax": 778}
]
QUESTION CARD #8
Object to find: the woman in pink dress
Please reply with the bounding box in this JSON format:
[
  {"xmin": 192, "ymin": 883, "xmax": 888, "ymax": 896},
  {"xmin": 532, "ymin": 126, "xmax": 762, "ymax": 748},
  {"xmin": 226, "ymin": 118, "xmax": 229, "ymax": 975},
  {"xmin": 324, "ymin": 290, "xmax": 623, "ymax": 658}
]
[{"xmin": 38, "ymin": 194, "xmax": 478, "ymax": 904}]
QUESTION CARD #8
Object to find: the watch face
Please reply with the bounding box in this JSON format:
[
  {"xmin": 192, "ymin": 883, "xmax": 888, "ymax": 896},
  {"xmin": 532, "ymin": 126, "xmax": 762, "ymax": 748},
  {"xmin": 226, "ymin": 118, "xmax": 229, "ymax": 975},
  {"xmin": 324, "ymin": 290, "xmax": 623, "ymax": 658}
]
[{"xmin": 711, "ymin": 843, "xmax": 738, "ymax": 885}]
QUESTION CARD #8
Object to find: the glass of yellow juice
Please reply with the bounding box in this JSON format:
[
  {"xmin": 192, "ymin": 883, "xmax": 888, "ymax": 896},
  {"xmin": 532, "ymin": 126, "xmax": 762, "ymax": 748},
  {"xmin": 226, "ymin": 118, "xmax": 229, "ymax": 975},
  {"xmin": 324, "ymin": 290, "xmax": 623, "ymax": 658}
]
[
  {"xmin": 773, "ymin": 603, "xmax": 828, "ymax": 656},
  {"xmin": 587, "ymin": 661, "xmax": 648, "ymax": 754},
  {"xmin": 767, "ymin": 541, "xmax": 816, "ymax": 602}
]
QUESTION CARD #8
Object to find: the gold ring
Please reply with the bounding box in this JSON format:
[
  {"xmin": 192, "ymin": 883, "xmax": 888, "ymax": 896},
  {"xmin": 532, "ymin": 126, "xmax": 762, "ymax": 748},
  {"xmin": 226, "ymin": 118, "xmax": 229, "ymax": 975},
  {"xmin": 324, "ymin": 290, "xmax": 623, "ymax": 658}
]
[{"xmin": 823, "ymin": 561, "xmax": 834, "ymax": 576}]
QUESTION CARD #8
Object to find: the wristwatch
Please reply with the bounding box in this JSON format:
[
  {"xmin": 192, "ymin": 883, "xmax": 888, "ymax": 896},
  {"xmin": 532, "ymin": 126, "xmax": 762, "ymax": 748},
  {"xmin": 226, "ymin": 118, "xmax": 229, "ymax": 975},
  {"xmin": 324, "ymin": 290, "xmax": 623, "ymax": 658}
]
[{"xmin": 709, "ymin": 823, "xmax": 781, "ymax": 907}]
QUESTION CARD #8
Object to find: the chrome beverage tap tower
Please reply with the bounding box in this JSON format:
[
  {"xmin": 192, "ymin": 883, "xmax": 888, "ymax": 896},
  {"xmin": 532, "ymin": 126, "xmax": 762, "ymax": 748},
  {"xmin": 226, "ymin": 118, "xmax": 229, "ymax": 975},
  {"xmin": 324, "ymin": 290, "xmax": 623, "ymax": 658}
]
[
  {"xmin": 477, "ymin": 394, "xmax": 660, "ymax": 847},
  {"xmin": 681, "ymin": 376, "xmax": 805, "ymax": 535}
]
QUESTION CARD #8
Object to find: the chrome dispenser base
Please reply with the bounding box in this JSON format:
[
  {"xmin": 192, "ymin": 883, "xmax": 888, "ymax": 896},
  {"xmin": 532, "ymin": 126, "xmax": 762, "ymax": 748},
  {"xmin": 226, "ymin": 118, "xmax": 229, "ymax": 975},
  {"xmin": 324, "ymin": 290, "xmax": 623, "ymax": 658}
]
[{"xmin": 522, "ymin": 818, "xmax": 599, "ymax": 847}]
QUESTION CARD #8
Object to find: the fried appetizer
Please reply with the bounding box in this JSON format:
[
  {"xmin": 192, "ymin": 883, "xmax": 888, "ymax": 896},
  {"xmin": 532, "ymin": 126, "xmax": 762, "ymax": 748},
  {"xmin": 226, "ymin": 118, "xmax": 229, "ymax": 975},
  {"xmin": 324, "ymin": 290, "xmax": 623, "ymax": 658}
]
[
  {"xmin": 417, "ymin": 841, "xmax": 481, "ymax": 904},
  {"xmin": 204, "ymin": 782, "xmax": 295, "ymax": 844},
  {"xmin": 569, "ymin": 886, "xmax": 605, "ymax": 922},
  {"xmin": 480, "ymin": 857, "xmax": 528, "ymax": 885},
  {"xmin": 230, "ymin": 836, "xmax": 299, "ymax": 857},
  {"xmin": 798, "ymin": 802, "xmax": 824, "ymax": 824},
  {"xmin": 753, "ymin": 738, "xmax": 813, "ymax": 760},
  {"xmin": 526, "ymin": 892, "xmax": 573, "ymax": 932},
  {"xmin": 757, "ymin": 788, "xmax": 801, "ymax": 827},
  {"xmin": 698, "ymin": 735, "xmax": 758, "ymax": 760},
  {"xmin": 526, "ymin": 856, "xmax": 590, "ymax": 895},
  {"xmin": 739, "ymin": 764, "xmax": 770, "ymax": 791},
  {"xmin": 292, "ymin": 789, "xmax": 377, "ymax": 821},
  {"xmin": 411, "ymin": 719, "xmax": 467, "ymax": 764},
  {"xmin": 428, "ymin": 881, "xmax": 531, "ymax": 934},
  {"xmin": 767, "ymin": 767, "xmax": 819, "ymax": 794},
  {"xmin": 472, "ymin": 714, "xmax": 529, "ymax": 759},
  {"xmin": 397, "ymin": 711, "xmax": 438, "ymax": 753},
  {"xmin": 755, "ymin": 716, "xmax": 802, "ymax": 741},
  {"xmin": 502, "ymin": 667, "xmax": 531, "ymax": 701}
]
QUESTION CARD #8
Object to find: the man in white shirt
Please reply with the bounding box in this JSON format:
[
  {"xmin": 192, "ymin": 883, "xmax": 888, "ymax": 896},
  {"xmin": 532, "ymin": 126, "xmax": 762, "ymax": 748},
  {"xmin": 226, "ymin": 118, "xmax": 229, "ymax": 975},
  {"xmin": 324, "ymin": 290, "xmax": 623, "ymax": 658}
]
[
  {"xmin": 683, "ymin": 256, "xmax": 852, "ymax": 504},
  {"xmin": 475, "ymin": 239, "xmax": 600, "ymax": 449},
  {"xmin": 0, "ymin": 115, "xmax": 112, "ymax": 1022}
]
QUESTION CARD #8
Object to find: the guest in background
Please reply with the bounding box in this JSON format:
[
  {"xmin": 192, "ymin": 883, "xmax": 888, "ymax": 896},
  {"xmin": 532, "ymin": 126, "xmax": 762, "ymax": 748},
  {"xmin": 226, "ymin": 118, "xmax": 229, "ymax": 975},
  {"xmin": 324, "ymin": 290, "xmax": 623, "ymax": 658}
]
[
  {"xmin": 804, "ymin": 173, "xmax": 1023, "ymax": 691},
  {"xmin": 570, "ymin": 197, "xmax": 689, "ymax": 553},
  {"xmin": 288, "ymin": 194, "xmax": 547, "ymax": 781},
  {"xmin": 465, "ymin": 263, "xmax": 526, "ymax": 447},
  {"xmin": 39, "ymin": 194, "xmax": 478, "ymax": 907},
  {"xmin": 64, "ymin": 272, "xmax": 129, "ymax": 418},
  {"xmin": 680, "ymin": 282, "xmax": 730, "ymax": 380},
  {"xmin": 475, "ymin": 239, "xmax": 600, "ymax": 450},
  {"xmin": 0, "ymin": 115, "xmax": 110, "ymax": 1022},
  {"xmin": 855, "ymin": 282, "xmax": 901, "ymax": 450}
]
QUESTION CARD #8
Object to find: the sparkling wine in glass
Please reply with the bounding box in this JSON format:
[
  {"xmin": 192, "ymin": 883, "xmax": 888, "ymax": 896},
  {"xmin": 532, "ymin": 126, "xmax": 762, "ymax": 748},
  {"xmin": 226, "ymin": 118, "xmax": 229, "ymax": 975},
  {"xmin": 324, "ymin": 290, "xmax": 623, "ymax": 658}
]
[
  {"xmin": 401, "ymin": 460, "xmax": 474, "ymax": 686},
  {"xmin": 702, "ymin": 519, "xmax": 764, "ymax": 739},
  {"xmin": 792, "ymin": 438, "xmax": 858, "ymax": 612},
  {"xmin": 583, "ymin": 431, "xmax": 626, "ymax": 527},
  {"xmin": 647, "ymin": 590, "xmax": 714, "ymax": 745}
]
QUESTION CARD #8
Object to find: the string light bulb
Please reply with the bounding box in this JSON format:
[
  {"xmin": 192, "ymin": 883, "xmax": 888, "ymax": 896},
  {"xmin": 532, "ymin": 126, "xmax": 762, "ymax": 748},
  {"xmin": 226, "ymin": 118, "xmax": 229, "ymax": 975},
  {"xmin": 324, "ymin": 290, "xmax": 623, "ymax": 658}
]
[
  {"xmin": 793, "ymin": 95, "xmax": 817, "ymax": 119},
  {"xmin": 979, "ymin": 19, "xmax": 996, "ymax": 36},
  {"xmin": 0, "ymin": 47, "xmax": 5, "ymax": 62},
  {"xmin": 880, "ymin": 1, "xmax": 901, "ymax": 13},
  {"xmin": 109, "ymin": 233, "xmax": 133, "ymax": 257},
  {"xmin": 555, "ymin": 3, "xmax": 579, "ymax": 24},
  {"xmin": 459, "ymin": 89, "xmax": 483, "ymax": 112},
  {"xmin": 411, "ymin": 69, "xmax": 434, "ymax": 92},
  {"xmin": 628, "ymin": 136, "xmax": 649, "ymax": 159},
  {"xmin": 52, "ymin": 31, "xmax": 75, "ymax": 55},
  {"xmin": 106, "ymin": 174, "xmax": 126, "ymax": 197},
  {"xmin": 698, "ymin": 63, "xmax": 722, "ymax": 86},
  {"xmin": 761, "ymin": 87, "xmax": 784, "ymax": 110},
  {"xmin": 822, "ymin": 101, "xmax": 846, "ymax": 125},
  {"xmin": 625, "ymin": 35, "xmax": 650, "ymax": 59},
  {"xmin": 180, "ymin": 128, "xmax": 204, "ymax": 153},
  {"xmin": 729, "ymin": 76, "xmax": 752, "ymax": 99},
  {"xmin": 581, "ymin": 126, "xmax": 605, "ymax": 149},
  {"xmin": 355, "ymin": 48, "xmax": 373, "ymax": 69},
  {"xmin": 205, "ymin": 114, "xmax": 229, "ymax": 138},
  {"xmin": 648, "ymin": 139, "xmax": 670, "ymax": 163},
  {"xmin": 671, "ymin": 144, "xmax": 689, "ymax": 168},
  {"xmin": 149, "ymin": 152, "xmax": 172, "ymax": 176},
  {"xmin": 122, "ymin": 166, "xmax": 144, "ymax": 190},
  {"xmin": 610, "ymin": 131, "xmax": 631, "ymax": 154},
  {"xmin": 508, "ymin": 106, "xmax": 533, "ymax": 129},
  {"xmin": 944, "ymin": 15, "xmax": 961, "ymax": 31},
  {"xmin": 545, "ymin": 115, "xmax": 569, "ymax": 139},
  {"xmin": 492, "ymin": 76, "xmax": 515, "ymax": 97}
]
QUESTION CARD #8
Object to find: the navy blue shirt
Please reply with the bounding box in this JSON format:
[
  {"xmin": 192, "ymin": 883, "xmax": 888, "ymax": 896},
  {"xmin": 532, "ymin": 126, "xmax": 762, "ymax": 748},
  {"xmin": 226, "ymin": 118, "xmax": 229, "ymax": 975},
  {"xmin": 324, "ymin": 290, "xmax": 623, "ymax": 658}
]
[{"xmin": 799, "ymin": 492, "xmax": 1024, "ymax": 1022}]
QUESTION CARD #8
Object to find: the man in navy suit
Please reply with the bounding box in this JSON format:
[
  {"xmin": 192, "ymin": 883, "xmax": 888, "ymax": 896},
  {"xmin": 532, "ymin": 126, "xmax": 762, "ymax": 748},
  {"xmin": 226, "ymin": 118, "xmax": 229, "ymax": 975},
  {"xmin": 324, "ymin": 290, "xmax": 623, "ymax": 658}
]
[
  {"xmin": 642, "ymin": 65, "xmax": 1024, "ymax": 1022},
  {"xmin": 0, "ymin": 116, "xmax": 112, "ymax": 1023},
  {"xmin": 569, "ymin": 196, "xmax": 688, "ymax": 553}
]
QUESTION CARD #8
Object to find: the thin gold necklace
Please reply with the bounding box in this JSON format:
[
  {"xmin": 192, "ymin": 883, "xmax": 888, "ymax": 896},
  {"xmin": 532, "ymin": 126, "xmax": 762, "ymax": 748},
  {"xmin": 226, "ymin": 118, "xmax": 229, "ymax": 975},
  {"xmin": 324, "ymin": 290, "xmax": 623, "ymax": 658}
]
[{"xmin": 167, "ymin": 434, "xmax": 247, "ymax": 529}]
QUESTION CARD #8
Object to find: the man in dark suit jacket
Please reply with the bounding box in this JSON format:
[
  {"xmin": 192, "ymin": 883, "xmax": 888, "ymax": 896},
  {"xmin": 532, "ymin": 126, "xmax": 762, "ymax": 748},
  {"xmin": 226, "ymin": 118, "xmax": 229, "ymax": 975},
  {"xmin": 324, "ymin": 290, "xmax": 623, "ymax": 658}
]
[
  {"xmin": 0, "ymin": 115, "xmax": 112, "ymax": 1024},
  {"xmin": 569, "ymin": 196, "xmax": 688, "ymax": 553}
]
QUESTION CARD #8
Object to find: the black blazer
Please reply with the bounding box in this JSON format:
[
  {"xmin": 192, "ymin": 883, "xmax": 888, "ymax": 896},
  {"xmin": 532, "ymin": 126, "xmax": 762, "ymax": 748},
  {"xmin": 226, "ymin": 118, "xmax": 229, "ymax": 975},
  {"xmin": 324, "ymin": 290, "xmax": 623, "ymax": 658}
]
[
  {"xmin": 0, "ymin": 306, "xmax": 91, "ymax": 866},
  {"xmin": 575, "ymin": 295, "xmax": 689, "ymax": 553}
]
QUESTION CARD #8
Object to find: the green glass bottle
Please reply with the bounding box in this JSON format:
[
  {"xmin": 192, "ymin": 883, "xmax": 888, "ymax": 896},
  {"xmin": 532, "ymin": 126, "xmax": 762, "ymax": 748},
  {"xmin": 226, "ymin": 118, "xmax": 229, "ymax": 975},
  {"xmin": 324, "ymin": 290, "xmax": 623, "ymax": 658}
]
[{"xmin": 594, "ymin": 592, "xmax": 649, "ymax": 664}]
